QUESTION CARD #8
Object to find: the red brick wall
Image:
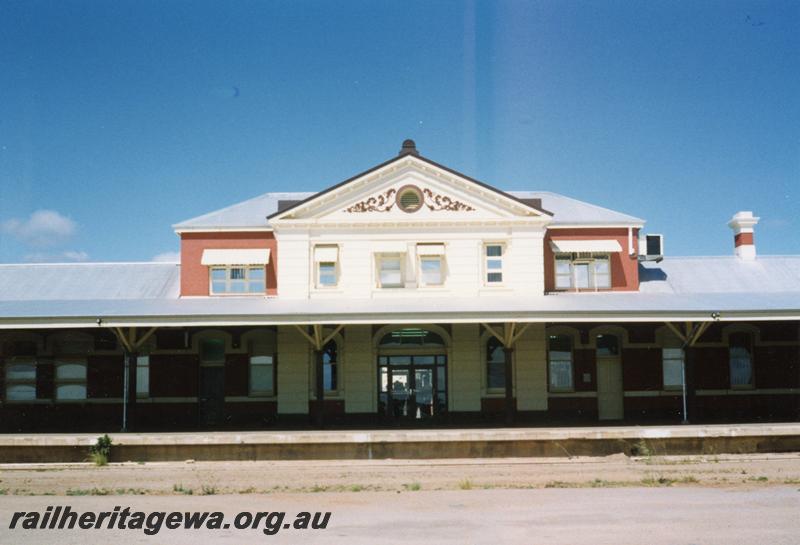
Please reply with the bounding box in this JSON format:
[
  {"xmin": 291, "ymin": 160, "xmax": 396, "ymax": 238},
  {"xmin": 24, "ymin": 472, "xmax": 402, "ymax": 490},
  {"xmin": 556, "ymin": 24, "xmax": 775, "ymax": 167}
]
[
  {"xmin": 480, "ymin": 397, "xmax": 517, "ymax": 414},
  {"xmin": 544, "ymin": 228, "xmax": 639, "ymax": 291},
  {"xmin": 693, "ymin": 347, "xmax": 729, "ymax": 389},
  {"xmin": 622, "ymin": 347, "xmax": 662, "ymax": 390},
  {"xmin": 572, "ymin": 349, "xmax": 597, "ymax": 391},
  {"xmin": 180, "ymin": 232, "xmax": 278, "ymax": 296},
  {"xmin": 37, "ymin": 361, "xmax": 53, "ymax": 400},
  {"xmin": 754, "ymin": 346, "xmax": 800, "ymax": 389},
  {"xmin": 87, "ymin": 355, "xmax": 124, "ymax": 398},
  {"xmin": 149, "ymin": 354, "xmax": 199, "ymax": 397},
  {"xmin": 225, "ymin": 354, "xmax": 249, "ymax": 396}
]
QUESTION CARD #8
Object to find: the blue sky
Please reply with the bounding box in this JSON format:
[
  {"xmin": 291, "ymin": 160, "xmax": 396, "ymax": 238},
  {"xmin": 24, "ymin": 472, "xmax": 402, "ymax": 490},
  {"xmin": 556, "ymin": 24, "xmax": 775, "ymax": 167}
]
[{"xmin": 1, "ymin": 0, "xmax": 797, "ymax": 263}]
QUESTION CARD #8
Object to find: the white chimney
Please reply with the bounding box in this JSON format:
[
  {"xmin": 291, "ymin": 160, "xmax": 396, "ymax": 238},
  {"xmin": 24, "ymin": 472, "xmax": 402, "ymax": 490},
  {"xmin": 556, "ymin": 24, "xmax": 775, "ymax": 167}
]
[{"xmin": 727, "ymin": 211, "xmax": 759, "ymax": 261}]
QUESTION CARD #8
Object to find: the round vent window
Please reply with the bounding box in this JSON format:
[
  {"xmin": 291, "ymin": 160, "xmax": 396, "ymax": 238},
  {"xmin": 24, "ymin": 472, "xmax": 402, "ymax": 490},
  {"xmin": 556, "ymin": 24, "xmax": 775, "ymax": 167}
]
[{"xmin": 396, "ymin": 185, "xmax": 423, "ymax": 213}]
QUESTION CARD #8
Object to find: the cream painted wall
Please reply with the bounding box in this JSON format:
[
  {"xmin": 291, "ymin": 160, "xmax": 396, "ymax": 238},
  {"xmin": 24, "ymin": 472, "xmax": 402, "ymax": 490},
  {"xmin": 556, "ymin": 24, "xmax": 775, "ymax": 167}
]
[
  {"xmin": 514, "ymin": 323, "xmax": 548, "ymax": 411},
  {"xmin": 449, "ymin": 323, "xmax": 482, "ymax": 412},
  {"xmin": 343, "ymin": 325, "xmax": 375, "ymax": 413},
  {"xmin": 276, "ymin": 226, "xmax": 546, "ymax": 300},
  {"xmin": 276, "ymin": 325, "xmax": 310, "ymax": 414},
  {"xmin": 275, "ymin": 322, "xmax": 548, "ymax": 416}
]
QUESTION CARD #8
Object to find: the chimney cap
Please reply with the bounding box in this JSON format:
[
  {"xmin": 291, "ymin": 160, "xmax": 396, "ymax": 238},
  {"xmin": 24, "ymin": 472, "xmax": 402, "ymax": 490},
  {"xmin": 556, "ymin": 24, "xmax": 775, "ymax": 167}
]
[
  {"xmin": 399, "ymin": 139, "xmax": 419, "ymax": 156},
  {"xmin": 728, "ymin": 210, "xmax": 760, "ymax": 230}
]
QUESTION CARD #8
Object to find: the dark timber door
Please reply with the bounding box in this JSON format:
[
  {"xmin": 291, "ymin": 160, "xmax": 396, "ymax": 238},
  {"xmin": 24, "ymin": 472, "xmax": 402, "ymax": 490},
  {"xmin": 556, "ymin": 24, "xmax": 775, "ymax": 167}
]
[{"xmin": 199, "ymin": 366, "xmax": 225, "ymax": 427}]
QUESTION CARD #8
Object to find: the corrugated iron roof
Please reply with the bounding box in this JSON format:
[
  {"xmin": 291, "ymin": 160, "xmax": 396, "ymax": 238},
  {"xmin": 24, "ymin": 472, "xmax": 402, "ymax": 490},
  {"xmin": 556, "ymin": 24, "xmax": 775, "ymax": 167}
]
[
  {"xmin": 0, "ymin": 262, "xmax": 180, "ymax": 301},
  {"xmin": 639, "ymin": 256, "xmax": 800, "ymax": 294},
  {"xmin": 509, "ymin": 191, "xmax": 644, "ymax": 226},
  {"xmin": 0, "ymin": 257, "xmax": 797, "ymax": 326},
  {"xmin": 174, "ymin": 190, "xmax": 643, "ymax": 230}
]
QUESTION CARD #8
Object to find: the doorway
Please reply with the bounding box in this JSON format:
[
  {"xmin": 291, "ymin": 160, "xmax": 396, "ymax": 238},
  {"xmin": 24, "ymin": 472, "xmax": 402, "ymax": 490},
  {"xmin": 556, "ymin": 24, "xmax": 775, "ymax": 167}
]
[
  {"xmin": 199, "ymin": 365, "xmax": 225, "ymax": 427},
  {"xmin": 198, "ymin": 337, "xmax": 226, "ymax": 427},
  {"xmin": 596, "ymin": 334, "xmax": 624, "ymax": 420},
  {"xmin": 378, "ymin": 355, "xmax": 447, "ymax": 422}
]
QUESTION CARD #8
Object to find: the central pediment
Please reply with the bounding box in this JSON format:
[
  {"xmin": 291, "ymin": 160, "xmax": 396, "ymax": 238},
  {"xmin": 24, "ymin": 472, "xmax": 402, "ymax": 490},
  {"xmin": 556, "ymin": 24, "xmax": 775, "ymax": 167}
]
[{"xmin": 268, "ymin": 141, "xmax": 551, "ymax": 226}]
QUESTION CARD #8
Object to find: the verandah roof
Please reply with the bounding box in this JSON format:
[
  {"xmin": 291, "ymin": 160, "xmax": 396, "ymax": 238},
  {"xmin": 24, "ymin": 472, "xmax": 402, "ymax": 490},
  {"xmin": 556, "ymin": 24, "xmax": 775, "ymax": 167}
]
[
  {"xmin": 0, "ymin": 257, "xmax": 798, "ymax": 329},
  {"xmin": 0, "ymin": 291, "xmax": 799, "ymax": 329}
]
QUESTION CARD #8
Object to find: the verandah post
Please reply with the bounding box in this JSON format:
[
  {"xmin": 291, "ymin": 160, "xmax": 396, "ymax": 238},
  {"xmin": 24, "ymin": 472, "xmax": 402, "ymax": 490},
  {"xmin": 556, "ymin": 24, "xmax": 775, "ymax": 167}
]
[{"xmin": 121, "ymin": 349, "xmax": 138, "ymax": 432}]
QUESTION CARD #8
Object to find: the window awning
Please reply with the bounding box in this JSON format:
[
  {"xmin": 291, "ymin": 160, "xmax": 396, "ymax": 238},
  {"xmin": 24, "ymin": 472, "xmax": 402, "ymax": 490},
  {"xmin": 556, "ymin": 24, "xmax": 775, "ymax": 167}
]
[
  {"xmin": 372, "ymin": 241, "xmax": 408, "ymax": 253},
  {"xmin": 416, "ymin": 244, "xmax": 445, "ymax": 256},
  {"xmin": 549, "ymin": 240, "xmax": 623, "ymax": 253},
  {"xmin": 314, "ymin": 246, "xmax": 339, "ymax": 262},
  {"xmin": 201, "ymin": 249, "xmax": 271, "ymax": 266}
]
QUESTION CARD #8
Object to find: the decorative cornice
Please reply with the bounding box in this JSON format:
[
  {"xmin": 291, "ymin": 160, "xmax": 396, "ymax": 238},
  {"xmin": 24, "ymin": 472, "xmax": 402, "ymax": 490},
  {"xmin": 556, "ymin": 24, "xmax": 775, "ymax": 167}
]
[
  {"xmin": 344, "ymin": 188, "xmax": 397, "ymax": 213},
  {"xmin": 422, "ymin": 188, "xmax": 475, "ymax": 212},
  {"xmin": 344, "ymin": 187, "xmax": 475, "ymax": 213}
]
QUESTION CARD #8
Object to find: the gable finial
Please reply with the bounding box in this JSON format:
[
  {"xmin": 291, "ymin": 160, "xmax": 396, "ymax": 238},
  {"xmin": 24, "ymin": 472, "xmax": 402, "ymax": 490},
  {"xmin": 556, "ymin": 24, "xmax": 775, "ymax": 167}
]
[{"xmin": 399, "ymin": 139, "xmax": 419, "ymax": 157}]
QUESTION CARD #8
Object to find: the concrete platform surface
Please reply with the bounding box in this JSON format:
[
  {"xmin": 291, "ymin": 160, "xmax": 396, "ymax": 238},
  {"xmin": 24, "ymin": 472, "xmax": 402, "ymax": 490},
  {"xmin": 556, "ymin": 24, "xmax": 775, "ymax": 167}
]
[{"xmin": 2, "ymin": 422, "xmax": 800, "ymax": 447}]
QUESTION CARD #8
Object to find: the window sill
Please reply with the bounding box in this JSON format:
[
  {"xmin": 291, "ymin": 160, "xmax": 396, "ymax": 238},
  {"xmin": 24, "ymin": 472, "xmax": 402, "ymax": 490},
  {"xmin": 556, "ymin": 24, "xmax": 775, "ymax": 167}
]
[
  {"xmin": 311, "ymin": 287, "xmax": 343, "ymax": 293},
  {"xmin": 478, "ymin": 286, "xmax": 512, "ymax": 294},
  {"xmin": 225, "ymin": 395, "xmax": 276, "ymax": 402},
  {"xmin": 208, "ymin": 293, "xmax": 267, "ymax": 297},
  {"xmin": 548, "ymin": 391, "xmax": 597, "ymax": 398},
  {"xmin": 483, "ymin": 390, "xmax": 512, "ymax": 397},
  {"xmin": 549, "ymin": 288, "xmax": 614, "ymax": 294}
]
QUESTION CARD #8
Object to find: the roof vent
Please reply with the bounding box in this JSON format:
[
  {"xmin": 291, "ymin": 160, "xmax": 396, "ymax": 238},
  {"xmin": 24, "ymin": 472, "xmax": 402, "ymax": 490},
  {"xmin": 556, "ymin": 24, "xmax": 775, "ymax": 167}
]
[
  {"xmin": 277, "ymin": 199, "xmax": 302, "ymax": 212},
  {"xmin": 398, "ymin": 139, "xmax": 419, "ymax": 156},
  {"xmin": 520, "ymin": 198, "xmax": 542, "ymax": 210}
]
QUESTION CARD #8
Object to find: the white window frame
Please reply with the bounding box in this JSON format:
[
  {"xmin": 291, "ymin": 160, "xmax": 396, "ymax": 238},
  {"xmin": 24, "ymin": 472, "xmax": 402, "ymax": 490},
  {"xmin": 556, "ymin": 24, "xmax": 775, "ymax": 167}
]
[
  {"xmin": 136, "ymin": 355, "xmax": 150, "ymax": 398},
  {"xmin": 377, "ymin": 254, "xmax": 405, "ymax": 288},
  {"xmin": 5, "ymin": 357, "xmax": 37, "ymax": 401},
  {"xmin": 662, "ymin": 348, "xmax": 684, "ymax": 391},
  {"xmin": 484, "ymin": 243, "xmax": 505, "ymax": 286},
  {"xmin": 209, "ymin": 265, "xmax": 266, "ymax": 295},
  {"xmin": 313, "ymin": 245, "xmax": 339, "ymax": 289},
  {"xmin": 486, "ymin": 337, "xmax": 506, "ymax": 393},
  {"xmin": 249, "ymin": 355, "xmax": 275, "ymax": 397},
  {"xmin": 316, "ymin": 261, "xmax": 338, "ymax": 288},
  {"xmin": 54, "ymin": 358, "xmax": 87, "ymax": 401},
  {"xmin": 729, "ymin": 332, "xmax": 755, "ymax": 389},
  {"xmin": 553, "ymin": 253, "xmax": 612, "ymax": 290},
  {"xmin": 418, "ymin": 255, "xmax": 444, "ymax": 286},
  {"xmin": 548, "ymin": 336, "xmax": 574, "ymax": 392},
  {"xmin": 245, "ymin": 333, "xmax": 277, "ymax": 397}
]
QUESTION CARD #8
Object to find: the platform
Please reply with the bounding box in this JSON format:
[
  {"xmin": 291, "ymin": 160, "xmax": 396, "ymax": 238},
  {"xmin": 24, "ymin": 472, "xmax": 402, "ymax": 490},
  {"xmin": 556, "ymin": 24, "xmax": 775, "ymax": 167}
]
[{"xmin": 1, "ymin": 423, "xmax": 799, "ymax": 462}]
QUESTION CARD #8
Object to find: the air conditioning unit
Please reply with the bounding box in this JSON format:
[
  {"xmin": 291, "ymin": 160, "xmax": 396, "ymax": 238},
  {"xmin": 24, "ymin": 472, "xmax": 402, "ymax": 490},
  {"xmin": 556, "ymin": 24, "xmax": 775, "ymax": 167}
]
[{"xmin": 639, "ymin": 234, "xmax": 664, "ymax": 262}]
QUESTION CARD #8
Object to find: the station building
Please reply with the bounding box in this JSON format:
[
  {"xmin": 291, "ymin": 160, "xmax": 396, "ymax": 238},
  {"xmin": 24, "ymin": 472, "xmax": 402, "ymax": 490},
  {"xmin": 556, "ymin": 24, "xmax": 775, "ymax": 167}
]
[{"xmin": 1, "ymin": 140, "xmax": 798, "ymax": 431}]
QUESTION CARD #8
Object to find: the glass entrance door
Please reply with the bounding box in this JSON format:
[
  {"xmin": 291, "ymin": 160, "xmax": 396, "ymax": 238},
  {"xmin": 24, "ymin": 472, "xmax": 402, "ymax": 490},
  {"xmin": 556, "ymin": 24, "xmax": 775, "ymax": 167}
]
[{"xmin": 379, "ymin": 355, "xmax": 447, "ymax": 422}]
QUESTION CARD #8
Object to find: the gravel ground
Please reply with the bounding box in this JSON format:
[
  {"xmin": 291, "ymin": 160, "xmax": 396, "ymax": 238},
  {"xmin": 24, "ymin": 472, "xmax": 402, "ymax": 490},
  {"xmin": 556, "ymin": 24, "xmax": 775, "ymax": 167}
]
[{"xmin": 1, "ymin": 452, "xmax": 800, "ymax": 495}]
